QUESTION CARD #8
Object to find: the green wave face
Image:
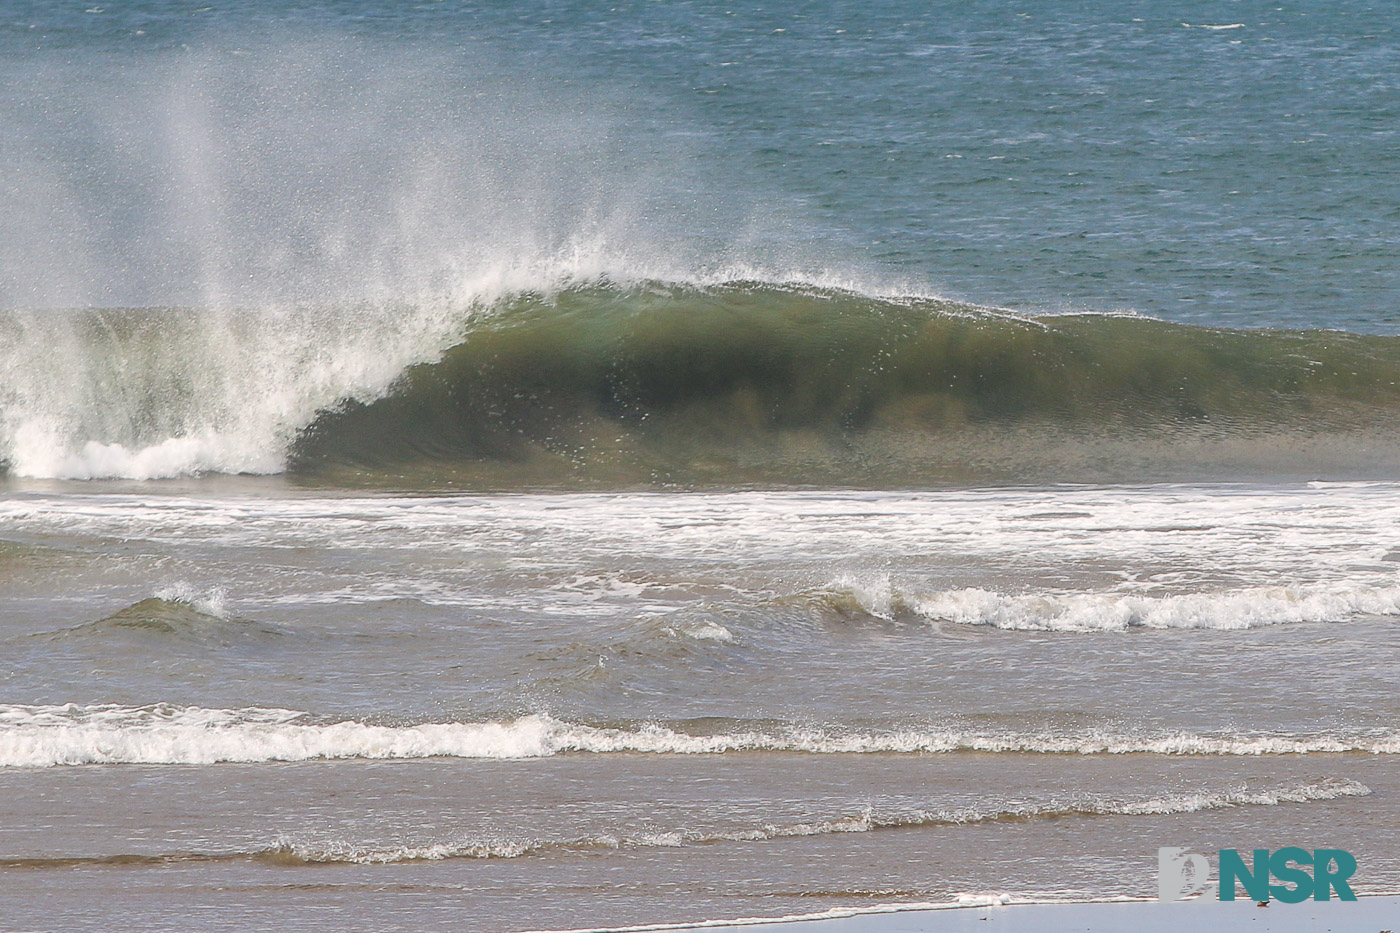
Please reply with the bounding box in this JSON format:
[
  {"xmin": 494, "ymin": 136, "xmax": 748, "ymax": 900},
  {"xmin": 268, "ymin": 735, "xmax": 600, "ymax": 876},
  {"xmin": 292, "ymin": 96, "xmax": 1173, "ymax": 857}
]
[{"xmin": 289, "ymin": 283, "xmax": 1400, "ymax": 487}]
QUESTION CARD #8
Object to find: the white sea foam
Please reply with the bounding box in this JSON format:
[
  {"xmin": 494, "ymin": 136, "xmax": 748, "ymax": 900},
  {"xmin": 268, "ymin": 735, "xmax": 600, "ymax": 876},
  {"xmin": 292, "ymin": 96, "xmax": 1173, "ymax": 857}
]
[
  {"xmin": 669, "ymin": 622, "xmax": 736, "ymax": 643},
  {"xmin": 2, "ymin": 705, "xmax": 1397, "ymax": 768},
  {"xmin": 151, "ymin": 583, "xmax": 229, "ymax": 619},
  {"xmin": 3, "ymin": 485, "xmax": 1399, "ymax": 598},
  {"xmin": 269, "ymin": 837, "xmax": 535, "ymax": 863},
  {"xmin": 0, "ymin": 265, "xmax": 594, "ymax": 481},
  {"xmin": 830, "ymin": 575, "xmax": 1400, "ymax": 631}
]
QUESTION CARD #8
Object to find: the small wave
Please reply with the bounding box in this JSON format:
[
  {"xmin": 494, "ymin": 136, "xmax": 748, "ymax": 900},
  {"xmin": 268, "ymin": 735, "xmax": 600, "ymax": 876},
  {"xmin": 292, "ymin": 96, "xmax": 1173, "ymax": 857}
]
[
  {"xmin": 260, "ymin": 838, "xmax": 537, "ymax": 864},
  {"xmin": 7, "ymin": 778, "xmax": 1364, "ymax": 872},
  {"xmin": 2, "ymin": 705, "xmax": 1399, "ymax": 768},
  {"xmin": 268, "ymin": 779, "xmax": 1369, "ymax": 863},
  {"xmin": 41, "ymin": 588, "xmax": 285, "ymax": 644},
  {"xmin": 823, "ymin": 576, "xmax": 1400, "ymax": 631}
]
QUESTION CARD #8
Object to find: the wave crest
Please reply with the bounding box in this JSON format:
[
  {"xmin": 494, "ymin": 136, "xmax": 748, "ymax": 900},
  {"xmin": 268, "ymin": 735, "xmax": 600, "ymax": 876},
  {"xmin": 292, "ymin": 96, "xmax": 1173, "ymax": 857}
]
[
  {"xmin": 3, "ymin": 705, "xmax": 1399, "ymax": 768},
  {"xmin": 822, "ymin": 576, "xmax": 1400, "ymax": 631},
  {"xmin": 5, "ymin": 283, "xmax": 1400, "ymax": 483},
  {"xmin": 2, "ymin": 778, "xmax": 1367, "ymax": 871}
]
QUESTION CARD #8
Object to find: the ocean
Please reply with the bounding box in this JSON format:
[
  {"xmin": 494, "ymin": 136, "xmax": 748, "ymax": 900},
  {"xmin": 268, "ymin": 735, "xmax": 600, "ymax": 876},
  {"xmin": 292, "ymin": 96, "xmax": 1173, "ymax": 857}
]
[{"xmin": 2, "ymin": 2, "xmax": 1399, "ymax": 930}]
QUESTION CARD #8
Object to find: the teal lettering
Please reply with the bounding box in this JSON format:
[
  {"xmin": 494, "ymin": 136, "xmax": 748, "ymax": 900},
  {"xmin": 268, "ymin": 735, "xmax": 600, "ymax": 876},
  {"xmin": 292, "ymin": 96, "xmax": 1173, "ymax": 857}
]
[
  {"xmin": 1313, "ymin": 849, "xmax": 1358, "ymax": 901},
  {"xmin": 1219, "ymin": 849, "xmax": 1270, "ymax": 902},
  {"xmin": 1269, "ymin": 847, "xmax": 1313, "ymax": 903}
]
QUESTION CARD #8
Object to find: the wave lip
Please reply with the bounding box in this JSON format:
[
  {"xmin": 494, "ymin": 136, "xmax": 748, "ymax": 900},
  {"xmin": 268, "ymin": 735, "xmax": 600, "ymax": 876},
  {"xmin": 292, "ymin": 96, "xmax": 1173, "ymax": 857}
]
[{"xmin": 3, "ymin": 705, "xmax": 1400, "ymax": 768}]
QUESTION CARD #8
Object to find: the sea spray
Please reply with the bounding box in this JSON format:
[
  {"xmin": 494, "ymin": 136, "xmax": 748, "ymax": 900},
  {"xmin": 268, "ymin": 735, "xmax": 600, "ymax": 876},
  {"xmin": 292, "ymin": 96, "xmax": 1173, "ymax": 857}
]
[{"xmin": 0, "ymin": 34, "xmax": 809, "ymax": 479}]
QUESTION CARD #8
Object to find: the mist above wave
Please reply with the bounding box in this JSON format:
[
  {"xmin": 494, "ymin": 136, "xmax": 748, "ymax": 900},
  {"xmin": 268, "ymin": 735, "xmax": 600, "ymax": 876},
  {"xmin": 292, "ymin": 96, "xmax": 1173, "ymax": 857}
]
[
  {"xmin": 3, "ymin": 37, "xmax": 1399, "ymax": 484},
  {"xmin": 0, "ymin": 32, "xmax": 827, "ymax": 480}
]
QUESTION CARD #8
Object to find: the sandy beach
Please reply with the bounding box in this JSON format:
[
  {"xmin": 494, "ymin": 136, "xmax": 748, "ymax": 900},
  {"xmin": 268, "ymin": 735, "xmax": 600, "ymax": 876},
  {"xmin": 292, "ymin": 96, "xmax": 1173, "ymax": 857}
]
[{"xmin": 653, "ymin": 895, "xmax": 1400, "ymax": 933}]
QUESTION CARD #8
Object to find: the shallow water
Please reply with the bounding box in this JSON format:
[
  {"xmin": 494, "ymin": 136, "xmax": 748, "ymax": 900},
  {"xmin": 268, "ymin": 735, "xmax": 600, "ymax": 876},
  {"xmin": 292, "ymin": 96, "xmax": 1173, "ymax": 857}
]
[{"xmin": 2, "ymin": 484, "xmax": 1399, "ymax": 928}]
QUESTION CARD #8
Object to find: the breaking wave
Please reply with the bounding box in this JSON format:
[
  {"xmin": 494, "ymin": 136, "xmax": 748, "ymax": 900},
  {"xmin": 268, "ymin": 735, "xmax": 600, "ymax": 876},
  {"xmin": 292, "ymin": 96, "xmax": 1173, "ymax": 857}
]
[
  {"xmin": 3, "ymin": 705, "xmax": 1399, "ymax": 768},
  {"xmin": 6, "ymin": 282, "xmax": 1400, "ymax": 485},
  {"xmin": 821, "ymin": 576, "xmax": 1400, "ymax": 631},
  {"xmin": 41, "ymin": 588, "xmax": 287, "ymax": 645}
]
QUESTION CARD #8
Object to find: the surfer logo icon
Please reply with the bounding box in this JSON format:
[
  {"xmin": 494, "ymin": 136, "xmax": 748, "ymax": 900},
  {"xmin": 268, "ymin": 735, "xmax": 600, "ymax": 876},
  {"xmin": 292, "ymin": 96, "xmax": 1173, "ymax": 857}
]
[{"xmin": 1159, "ymin": 847, "xmax": 1211, "ymax": 901}]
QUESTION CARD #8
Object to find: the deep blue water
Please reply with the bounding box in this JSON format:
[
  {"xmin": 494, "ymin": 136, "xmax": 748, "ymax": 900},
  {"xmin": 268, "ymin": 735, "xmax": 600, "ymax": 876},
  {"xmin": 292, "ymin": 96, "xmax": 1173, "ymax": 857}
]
[{"xmin": 3, "ymin": 1, "xmax": 1397, "ymax": 330}]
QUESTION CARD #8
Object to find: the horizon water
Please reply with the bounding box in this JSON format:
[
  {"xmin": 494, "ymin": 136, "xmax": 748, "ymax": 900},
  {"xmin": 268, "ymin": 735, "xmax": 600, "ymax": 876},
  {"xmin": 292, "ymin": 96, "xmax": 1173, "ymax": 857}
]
[{"xmin": 3, "ymin": 2, "xmax": 1400, "ymax": 930}]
